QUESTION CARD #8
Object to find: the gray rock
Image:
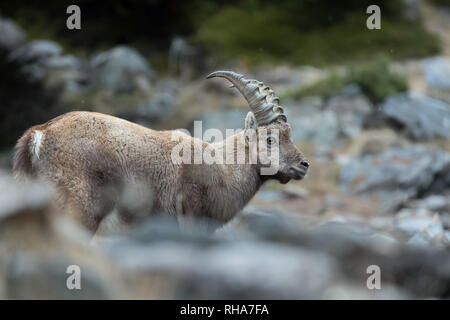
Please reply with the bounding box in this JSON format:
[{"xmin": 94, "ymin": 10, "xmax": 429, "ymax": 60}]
[
  {"xmin": 422, "ymin": 56, "xmax": 450, "ymax": 90},
  {"xmin": 255, "ymin": 189, "xmax": 285, "ymax": 202},
  {"xmin": 188, "ymin": 109, "xmax": 248, "ymax": 140},
  {"xmin": 4, "ymin": 254, "xmax": 111, "ymax": 299},
  {"xmin": 444, "ymin": 231, "xmax": 450, "ymax": 245},
  {"xmin": 133, "ymin": 92, "xmax": 177, "ymax": 124},
  {"xmin": 0, "ymin": 172, "xmax": 121, "ymax": 299},
  {"xmin": 8, "ymin": 40, "xmax": 62, "ymax": 64},
  {"xmin": 340, "ymin": 145, "xmax": 450, "ymax": 210},
  {"xmin": 407, "ymin": 232, "xmax": 431, "ymax": 247},
  {"xmin": 109, "ymin": 210, "xmax": 450, "ymax": 298},
  {"xmin": 0, "ymin": 16, "xmax": 26, "ymax": 51},
  {"xmin": 168, "ymin": 36, "xmax": 204, "ymax": 79},
  {"xmin": 414, "ymin": 195, "xmax": 449, "ymax": 212},
  {"xmin": 108, "ymin": 240, "xmax": 338, "ymax": 299},
  {"xmin": 289, "ymin": 109, "xmax": 342, "ymax": 153},
  {"xmin": 326, "ymin": 84, "xmax": 373, "ymax": 137},
  {"xmin": 281, "ymin": 185, "xmax": 310, "ymax": 199},
  {"xmin": 287, "ymin": 88, "xmax": 373, "ymax": 154},
  {"xmin": 380, "ymin": 91, "xmax": 450, "ymax": 140},
  {"xmin": 7, "ymin": 40, "xmax": 64, "ymax": 81},
  {"xmin": 396, "ymin": 208, "xmax": 443, "ymax": 237},
  {"xmin": 0, "ymin": 172, "xmax": 52, "ymax": 220},
  {"xmin": 44, "ymin": 54, "xmax": 88, "ymax": 91},
  {"xmin": 45, "ymin": 54, "xmax": 83, "ymax": 70},
  {"xmin": 90, "ymin": 46, "xmax": 152, "ymax": 93},
  {"xmin": 368, "ymin": 233, "xmax": 399, "ymax": 254}
]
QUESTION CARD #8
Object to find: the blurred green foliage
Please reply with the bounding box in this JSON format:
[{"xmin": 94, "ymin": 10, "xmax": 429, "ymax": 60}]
[
  {"xmin": 0, "ymin": 0, "xmax": 441, "ymax": 66},
  {"xmin": 194, "ymin": 1, "xmax": 439, "ymax": 65},
  {"xmin": 430, "ymin": 0, "xmax": 450, "ymax": 6},
  {"xmin": 347, "ymin": 57, "xmax": 408, "ymax": 103},
  {"xmin": 284, "ymin": 57, "xmax": 408, "ymax": 103}
]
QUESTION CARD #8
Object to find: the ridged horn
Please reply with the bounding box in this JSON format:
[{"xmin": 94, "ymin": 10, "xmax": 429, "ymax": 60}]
[{"xmin": 206, "ymin": 70, "xmax": 287, "ymax": 125}]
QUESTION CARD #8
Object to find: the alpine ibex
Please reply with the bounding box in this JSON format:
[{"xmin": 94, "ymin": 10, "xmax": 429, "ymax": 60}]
[{"xmin": 13, "ymin": 71, "xmax": 309, "ymax": 232}]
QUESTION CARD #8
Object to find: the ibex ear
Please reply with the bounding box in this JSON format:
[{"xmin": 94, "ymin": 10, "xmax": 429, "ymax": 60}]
[
  {"xmin": 244, "ymin": 112, "xmax": 257, "ymax": 144},
  {"xmin": 245, "ymin": 112, "xmax": 257, "ymax": 130}
]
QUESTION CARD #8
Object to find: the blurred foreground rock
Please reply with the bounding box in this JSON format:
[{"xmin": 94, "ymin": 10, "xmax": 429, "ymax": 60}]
[
  {"xmin": 0, "ymin": 172, "xmax": 119, "ymax": 299},
  {"xmin": 1, "ymin": 170, "xmax": 449, "ymax": 299}
]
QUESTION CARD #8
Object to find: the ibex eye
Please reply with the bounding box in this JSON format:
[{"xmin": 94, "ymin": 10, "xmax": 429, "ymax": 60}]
[{"xmin": 267, "ymin": 137, "xmax": 275, "ymax": 145}]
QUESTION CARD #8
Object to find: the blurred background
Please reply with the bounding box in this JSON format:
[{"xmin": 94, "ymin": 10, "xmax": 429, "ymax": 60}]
[{"xmin": 0, "ymin": 0, "xmax": 449, "ymax": 299}]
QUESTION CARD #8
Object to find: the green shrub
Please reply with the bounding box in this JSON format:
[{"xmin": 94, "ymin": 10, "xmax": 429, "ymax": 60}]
[
  {"xmin": 284, "ymin": 75, "xmax": 347, "ymax": 101},
  {"xmin": 194, "ymin": 6, "xmax": 296, "ymax": 64},
  {"xmin": 430, "ymin": 0, "xmax": 450, "ymax": 6},
  {"xmin": 0, "ymin": 0, "xmax": 441, "ymax": 67},
  {"xmin": 284, "ymin": 57, "xmax": 408, "ymax": 103},
  {"xmin": 347, "ymin": 57, "xmax": 408, "ymax": 103},
  {"xmin": 193, "ymin": 3, "xmax": 440, "ymax": 66}
]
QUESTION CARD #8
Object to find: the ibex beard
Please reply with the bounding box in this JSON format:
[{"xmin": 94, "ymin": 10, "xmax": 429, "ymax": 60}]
[{"xmin": 12, "ymin": 71, "xmax": 309, "ymax": 234}]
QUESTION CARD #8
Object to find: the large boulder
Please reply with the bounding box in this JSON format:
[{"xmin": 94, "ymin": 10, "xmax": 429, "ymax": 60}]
[
  {"xmin": 422, "ymin": 56, "xmax": 450, "ymax": 90},
  {"xmin": 96, "ymin": 209, "xmax": 450, "ymax": 299},
  {"xmin": 8, "ymin": 40, "xmax": 63, "ymax": 81},
  {"xmin": 0, "ymin": 16, "xmax": 26, "ymax": 51},
  {"xmin": 2, "ymin": 169, "xmax": 450, "ymax": 299},
  {"xmin": 7, "ymin": 39, "xmax": 87, "ymax": 91},
  {"xmin": 395, "ymin": 208, "xmax": 445, "ymax": 246},
  {"xmin": 43, "ymin": 54, "xmax": 88, "ymax": 92},
  {"xmin": 287, "ymin": 85, "xmax": 373, "ymax": 155},
  {"xmin": 421, "ymin": 57, "xmax": 450, "ymax": 103},
  {"xmin": 105, "ymin": 236, "xmax": 338, "ymax": 299},
  {"xmin": 340, "ymin": 145, "xmax": 450, "ymax": 210},
  {"xmin": 118, "ymin": 80, "xmax": 180, "ymax": 126},
  {"xmin": 0, "ymin": 172, "xmax": 118, "ymax": 299},
  {"xmin": 325, "ymin": 84, "xmax": 373, "ymax": 137},
  {"xmin": 119, "ymin": 92, "xmax": 178, "ymax": 127},
  {"xmin": 290, "ymin": 109, "xmax": 341, "ymax": 152},
  {"xmin": 90, "ymin": 46, "xmax": 152, "ymax": 93},
  {"xmin": 8, "ymin": 40, "xmax": 62, "ymax": 64},
  {"xmin": 379, "ymin": 91, "xmax": 450, "ymax": 140}
]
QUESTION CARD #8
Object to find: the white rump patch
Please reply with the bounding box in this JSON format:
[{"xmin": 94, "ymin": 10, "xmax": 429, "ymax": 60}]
[{"xmin": 31, "ymin": 130, "xmax": 44, "ymax": 163}]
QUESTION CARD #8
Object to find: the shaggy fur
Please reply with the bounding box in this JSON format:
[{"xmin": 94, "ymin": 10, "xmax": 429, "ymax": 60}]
[{"xmin": 13, "ymin": 110, "xmax": 307, "ymax": 233}]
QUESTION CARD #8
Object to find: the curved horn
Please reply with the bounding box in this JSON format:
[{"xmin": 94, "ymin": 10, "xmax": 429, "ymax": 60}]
[{"xmin": 206, "ymin": 70, "xmax": 287, "ymax": 125}]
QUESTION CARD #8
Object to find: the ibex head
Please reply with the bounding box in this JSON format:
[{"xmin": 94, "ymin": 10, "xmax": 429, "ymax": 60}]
[{"xmin": 207, "ymin": 71, "xmax": 309, "ymax": 184}]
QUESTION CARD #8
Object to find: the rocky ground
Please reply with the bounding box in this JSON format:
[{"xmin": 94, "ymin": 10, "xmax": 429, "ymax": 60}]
[{"xmin": 0, "ymin": 5, "xmax": 450, "ymax": 299}]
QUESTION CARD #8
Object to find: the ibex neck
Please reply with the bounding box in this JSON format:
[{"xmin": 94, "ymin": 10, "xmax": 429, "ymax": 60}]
[{"xmin": 210, "ymin": 132, "xmax": 263, "ymax": 217}]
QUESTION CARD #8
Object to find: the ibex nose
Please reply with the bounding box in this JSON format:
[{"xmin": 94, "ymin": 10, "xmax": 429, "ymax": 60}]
[{"xmin": 300, "ymin": 161, "xmax": 309, "ymax": 169}]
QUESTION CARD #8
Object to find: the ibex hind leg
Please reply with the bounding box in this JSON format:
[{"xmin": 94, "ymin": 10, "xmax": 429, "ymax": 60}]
[
  {"xmin": 55, "ymin": 180, "xmax": 113, "ymax": 234},
  {"xmin": 92, "ymin": 208, "xmax": 130, "ymax": 238}
]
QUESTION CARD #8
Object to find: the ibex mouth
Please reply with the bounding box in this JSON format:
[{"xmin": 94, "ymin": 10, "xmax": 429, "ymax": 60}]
[{"xmin": 289, "ymin": 166, "xmax": 308, "ymax": 180}]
